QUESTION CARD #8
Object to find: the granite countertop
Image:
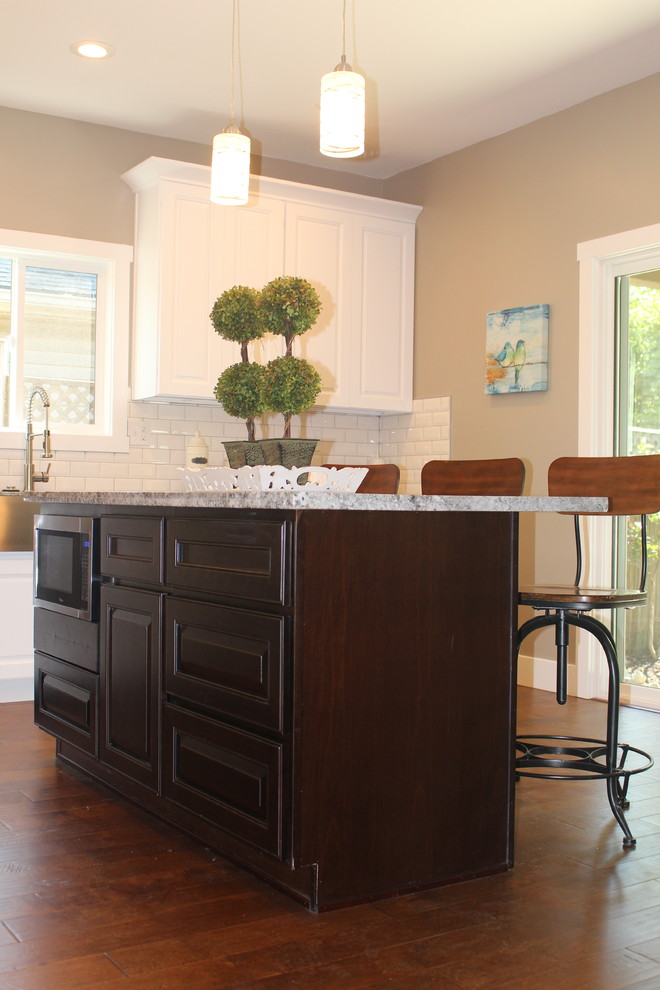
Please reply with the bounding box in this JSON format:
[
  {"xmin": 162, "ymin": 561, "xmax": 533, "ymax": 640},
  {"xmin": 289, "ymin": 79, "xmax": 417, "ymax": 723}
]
[{"xmin": 24, "ymin": 491, "xmax": 609, "ymax": 513}]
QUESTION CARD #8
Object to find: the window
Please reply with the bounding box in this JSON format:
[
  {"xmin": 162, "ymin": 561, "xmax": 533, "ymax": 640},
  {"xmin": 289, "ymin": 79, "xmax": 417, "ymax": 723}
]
[{"xmin": 0, "ymin": 229, "xmax": 132, "ymax": 452}]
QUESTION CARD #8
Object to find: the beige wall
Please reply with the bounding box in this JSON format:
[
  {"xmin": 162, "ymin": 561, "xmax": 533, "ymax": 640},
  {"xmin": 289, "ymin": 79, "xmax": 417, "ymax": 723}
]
[
  {"xmin": 385, "ymin": 72, "xmax": 660, "ymax": 619},
  {"xmin": 0, "ymin": 105, "xmax": 383, "ymax": 245},
  {"xmin": 385, "ymin": 72, "xmax": 660, "ymax": 490}
]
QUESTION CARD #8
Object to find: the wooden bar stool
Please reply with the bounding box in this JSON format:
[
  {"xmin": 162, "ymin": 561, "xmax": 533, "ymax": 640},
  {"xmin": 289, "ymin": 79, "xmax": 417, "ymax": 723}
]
[
  {"xmin": 421, "ymin": 457, "xmax": 526, "ymax": 495},
  {"xmin": 517, "ymin": 455, "xmax": 658, "ymax": 847},
  {"xmin": 321, "ymin": 463, "xmax": 400, "ymax": 494}
]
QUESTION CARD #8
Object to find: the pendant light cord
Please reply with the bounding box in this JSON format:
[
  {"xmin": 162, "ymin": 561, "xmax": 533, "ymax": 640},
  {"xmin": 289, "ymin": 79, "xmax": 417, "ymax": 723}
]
[
  {"xmin": 341, "ymin": 0, "xmax": 347, "ymax": 62},
  {"xmin": 229, "ymin": 0, "xmax": 237, "ymax": 126}
]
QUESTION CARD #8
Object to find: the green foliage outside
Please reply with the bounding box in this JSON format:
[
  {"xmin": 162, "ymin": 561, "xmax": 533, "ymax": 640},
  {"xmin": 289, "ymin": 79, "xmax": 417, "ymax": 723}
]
[{"xmin": 623, "ymin": 283, "xmax": 660, "ymax": 685}]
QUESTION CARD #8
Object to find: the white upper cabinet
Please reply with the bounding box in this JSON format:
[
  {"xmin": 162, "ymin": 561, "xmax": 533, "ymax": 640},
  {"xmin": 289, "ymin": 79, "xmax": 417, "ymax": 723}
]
[{"xmin": 122, "ymin": 158, "xmax": 421, "ymax": 412}]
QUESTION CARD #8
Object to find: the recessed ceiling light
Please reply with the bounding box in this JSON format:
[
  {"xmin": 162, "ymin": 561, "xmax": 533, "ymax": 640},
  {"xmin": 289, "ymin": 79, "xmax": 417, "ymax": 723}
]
[{"xmin": 70, "ymin": 41, "xmax": 115, "ymax": 60}]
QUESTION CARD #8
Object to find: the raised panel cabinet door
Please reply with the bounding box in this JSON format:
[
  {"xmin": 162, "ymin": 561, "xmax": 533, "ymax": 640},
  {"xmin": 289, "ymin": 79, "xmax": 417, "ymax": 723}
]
[
  {"xmin": 34, "ymin": 652, "xmax": 98, "ymax": 755},
  {"xmin": 210, "ymin": 193, "xmax": 286, "ymax": 369},
  {"xmin": 162, "ymin": 703, "xmax": 286, "ymax": 858},
  {"xmin": 164, "ymin": 597, "xmax": 287, "ymax": 733},
  {"xmin": 351, "ymin": 214, "xmax": 415, "ymax": 412},
  {"xmin": 127, "ymin": 159, "xmax": 286, "ymax": 402},
  {"xmin": 99, "ymin": 585, "xmax": 161, "ymax": 790},
  {"xmin": 131, "ymin": 178, "xmax": 223, "ymax": 401},
  {"xmin": 166, "ymin": 518, "xmax": 290, "ymax": 605},
  {"xmin": 100, "ymin": 516, "xmax": 163, "ymax": 585},
  {"xmin": 283, "ymin": 202, "xmax": 352, "ymax": 409}
]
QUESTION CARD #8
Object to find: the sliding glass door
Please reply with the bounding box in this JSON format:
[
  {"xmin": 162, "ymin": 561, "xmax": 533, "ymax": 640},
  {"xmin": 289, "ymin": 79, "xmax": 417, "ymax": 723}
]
[{"xmin": 615, "ymin": 270, "xmax": 660, "ymax": 694}]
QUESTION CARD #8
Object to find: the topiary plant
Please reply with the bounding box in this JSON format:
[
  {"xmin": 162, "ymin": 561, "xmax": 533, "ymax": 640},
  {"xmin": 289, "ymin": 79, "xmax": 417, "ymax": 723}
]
[
  {"xmin": 213, "ymin": 362, "xmax": 267, "ymax": 442},
  {"xmin": 259, "ymin": 276, "xmax": 323, "ymax": 438},
  {"xmin": 210, "ymin": 285, "xmax": 266, "ymax": 441},
  {"xmin": 210, "ymin": 285, "xmax": 264, "ymax": 359},
  {"xmin": 263, "ymin": 355, "xmax": 322, "ymax": 440},
  {"xmin": 259, "ymin": 276, "xmax": 321, "ymax": 356}
]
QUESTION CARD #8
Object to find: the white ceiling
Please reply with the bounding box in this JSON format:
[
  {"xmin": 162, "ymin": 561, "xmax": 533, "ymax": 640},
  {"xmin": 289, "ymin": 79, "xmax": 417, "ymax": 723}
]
[{"xmin": 4, "ymin": 0, "xmax": 660, "ymax": 179}]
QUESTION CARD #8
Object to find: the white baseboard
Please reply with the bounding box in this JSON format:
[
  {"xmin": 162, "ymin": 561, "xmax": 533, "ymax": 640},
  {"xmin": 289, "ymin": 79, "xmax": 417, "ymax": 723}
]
[
  {"xmin": 517, "ymin": 651, "xmax": 578, "ymax": 697},
  {"xmin": 0, "ymin": 658, "xmax": 34, "ymax": 703},
  {"xmin": 0, "ymin": 676, "xmax": 33, "ymax": 703}
]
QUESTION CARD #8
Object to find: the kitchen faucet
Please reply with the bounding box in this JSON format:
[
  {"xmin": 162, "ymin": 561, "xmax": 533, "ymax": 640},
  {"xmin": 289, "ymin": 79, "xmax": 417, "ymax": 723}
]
[{"xmin": 24, "ymin": 385, "xmax": 54, "ymax": 490}]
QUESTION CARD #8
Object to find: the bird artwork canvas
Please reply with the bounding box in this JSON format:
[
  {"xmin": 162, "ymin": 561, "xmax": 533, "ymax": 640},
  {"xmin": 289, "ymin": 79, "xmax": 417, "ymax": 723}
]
[{"xmin": 485, "ymin": 303, "xmax": 549, "ymax": 393}]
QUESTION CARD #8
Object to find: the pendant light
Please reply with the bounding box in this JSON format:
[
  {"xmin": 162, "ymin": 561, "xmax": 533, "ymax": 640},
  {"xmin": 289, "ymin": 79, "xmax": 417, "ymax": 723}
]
[
  {"xmin": 320, "ymin": 0, "xmax": 365, "ymax": 158},
  {"xmin": 210, "ymin": 0, "xmax": 250, "ymax": 205}
]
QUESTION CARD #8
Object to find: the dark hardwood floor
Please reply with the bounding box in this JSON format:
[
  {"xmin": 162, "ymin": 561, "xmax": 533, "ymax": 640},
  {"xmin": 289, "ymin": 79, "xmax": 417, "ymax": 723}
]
[{"xmin": 1, "ymin": 688, "xmax": 660, "ymax": 989}]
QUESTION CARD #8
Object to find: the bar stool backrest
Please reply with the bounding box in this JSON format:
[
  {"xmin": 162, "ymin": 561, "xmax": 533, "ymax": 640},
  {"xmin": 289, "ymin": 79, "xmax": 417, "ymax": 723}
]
[
  {"xmin": 549, "ymin": 455, "xmax": 660, "ymax": 515},
  {"xmin": 421, "ymin": 457, "xmax": 525, "ymax": 496},
  {"xmin": 548, "ymin": 455, "xmax": 660, "ymax": 590},
  {"xmin": 321, "ymin": 463, "xmax": 400, "ymax": 494}
]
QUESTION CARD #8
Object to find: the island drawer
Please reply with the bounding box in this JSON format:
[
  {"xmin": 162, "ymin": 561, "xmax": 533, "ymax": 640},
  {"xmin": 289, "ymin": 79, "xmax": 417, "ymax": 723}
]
[
  {"xmin": 162, "ymin": 703, "xmax": 286, "ymax": 859},
  {"xmin": 165, "ymin": 518, "xmax": 290, "ymax": 605},
  {"xmin": 100, "ymin": 516, "xmax": 163, "ymax": 584},
  {"xmin": 34, "ymin": 652, "xmax": 98, "ymax": 755},
  {"xmin": 164, "ymin": 598, "xmax": 287, "ymax": 733}
]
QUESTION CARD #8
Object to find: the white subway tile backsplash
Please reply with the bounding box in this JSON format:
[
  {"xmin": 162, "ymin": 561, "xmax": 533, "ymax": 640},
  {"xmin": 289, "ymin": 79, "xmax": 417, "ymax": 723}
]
[
  {"xmin": 170, "ymin": 419, "xmax": 194, "ymax": 436},
  {"xmin": 141, "ymin": 448, "xmax": 173, "ymax": 465},
  {"xmin": 85, "ymin": 478, "xmax": 113, "ymax": 492},
  {"xmin": 98, "ymin": 463, "xmax": 125, "ymax": 478},
  {"xmin": 0, "ymin": 397, "xmax": 450, "ymax": 497},
  {"xmin": 130, "ymin": 401, "xmax": 157, "ymax": 418},
  {"xmin": 184, "ymin": 405, "xmax": 213, "ymax": 421}
]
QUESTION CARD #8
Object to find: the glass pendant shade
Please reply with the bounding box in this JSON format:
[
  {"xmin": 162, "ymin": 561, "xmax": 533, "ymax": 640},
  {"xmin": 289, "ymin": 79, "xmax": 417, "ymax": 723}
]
[
  {"xmin": 320, "ymin": 62, "xmax": 365, "ymax": 158},
  {"xmin": 210, "ymin": 127, "xmax": 251, "ymax": 205}
]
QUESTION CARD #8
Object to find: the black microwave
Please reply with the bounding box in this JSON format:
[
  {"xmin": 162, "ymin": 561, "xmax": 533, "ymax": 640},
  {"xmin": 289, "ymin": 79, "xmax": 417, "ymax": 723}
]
[{"xmin": 34, "ymin": 515, "xmax": 98, "ymax": 621}]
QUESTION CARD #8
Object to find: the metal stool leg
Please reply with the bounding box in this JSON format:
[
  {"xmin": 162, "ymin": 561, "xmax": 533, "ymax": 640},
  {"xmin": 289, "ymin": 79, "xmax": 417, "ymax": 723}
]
[
  {"xmin": 516, "ymin": 610, "xmax": 652, "ymax": 848},
  {"xmin": 577, "ymin": 613, "xmax": 636, "ymax": 847}
]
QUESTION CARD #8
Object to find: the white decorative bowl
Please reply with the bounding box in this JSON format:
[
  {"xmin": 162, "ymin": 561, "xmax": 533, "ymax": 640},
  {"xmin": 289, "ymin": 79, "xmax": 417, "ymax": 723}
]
[{"xmin": 180, "ymin": 464, "xmax": 369, "ymax": 493}]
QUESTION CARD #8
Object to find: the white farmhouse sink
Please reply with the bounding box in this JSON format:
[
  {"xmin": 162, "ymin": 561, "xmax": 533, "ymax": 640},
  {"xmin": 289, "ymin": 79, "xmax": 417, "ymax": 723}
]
[{"xmin": 0, "ymin": 492, "xmax": 40, "ymax": 552}]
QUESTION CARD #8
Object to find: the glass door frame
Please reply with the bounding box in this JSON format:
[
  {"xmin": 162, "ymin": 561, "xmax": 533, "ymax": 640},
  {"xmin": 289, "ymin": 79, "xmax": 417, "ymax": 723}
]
[{"xmin": 578, "ymin": 222, "xmax": 660, "ymax": 711}]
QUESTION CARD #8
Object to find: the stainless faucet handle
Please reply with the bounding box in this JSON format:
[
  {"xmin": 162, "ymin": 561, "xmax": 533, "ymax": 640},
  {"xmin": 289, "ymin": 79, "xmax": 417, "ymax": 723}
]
[
  {"xmin": 32, "ymin": 462, "xmax": 52, "ymax": 485},
  {"xmin": 42, "ymin": 430, "xmax": 53, "ymax": 458}
]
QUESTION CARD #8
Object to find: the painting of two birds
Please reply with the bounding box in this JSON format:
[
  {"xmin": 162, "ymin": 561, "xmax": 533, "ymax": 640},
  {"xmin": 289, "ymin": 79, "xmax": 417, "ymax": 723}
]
[{"xmin": 485, "ymin": 302, "xmax": 549, "ymax": 393}]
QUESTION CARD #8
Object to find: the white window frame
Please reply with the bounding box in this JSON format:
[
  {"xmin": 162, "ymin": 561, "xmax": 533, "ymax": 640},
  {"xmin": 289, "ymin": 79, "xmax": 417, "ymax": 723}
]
[
  {"xmin": 578, "ymin": 222, "xmax": 660, "ymax": 709},
  {"xmin": 0, "ymin": 228, "xmax": 132, "ymax": 452}
]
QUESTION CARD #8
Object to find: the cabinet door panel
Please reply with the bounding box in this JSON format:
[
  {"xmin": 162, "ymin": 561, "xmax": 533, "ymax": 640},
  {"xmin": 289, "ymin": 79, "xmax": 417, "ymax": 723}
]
[
  {"xmin": 34, "ymin": 652, "xmax": 97, "ymax": 754},
  {"xmin": 165, "ymin": 598, "xmax": 287, "ymax": 732},
  {"xmin": 166, "ymin": 518, "xmax": 289, "ymax": 605},
  {"xmin": 355, "ymin": 216, "xmax": 414, "ymax": 410},
  {"xmin": 34, "ymin": 607, "xmax": 99, "ymax": 673},
  {"xmin": 284, "ymin": 202, "xmax": 350, "ymax": 407},
  {"xmin": 210, "ymin": 194, "xmax": 286, "ymax": 370},
  {"xmin": 163, "ymin": 704, "xmax": 285, "ymax": 858},
  {"xmin": 99, "ymin": 585, "xmax": 161, "ymax": 790},
  {"xmin": 100, "ymin": 516, "xmax": 163, "ymax": 584},
  {"xmin": 167, "ymin": 192, "xmax": 218, "ymax": 394}
]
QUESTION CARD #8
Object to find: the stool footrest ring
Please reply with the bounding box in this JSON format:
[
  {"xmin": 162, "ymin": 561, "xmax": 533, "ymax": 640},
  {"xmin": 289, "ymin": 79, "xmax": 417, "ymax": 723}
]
[
  {"xmin": 516, "ymin": 734, "xmax": 653, "ymax": 848},
  {"xmin": 516, "ymin": 734, "xmax": 653, "ymax": 781}
]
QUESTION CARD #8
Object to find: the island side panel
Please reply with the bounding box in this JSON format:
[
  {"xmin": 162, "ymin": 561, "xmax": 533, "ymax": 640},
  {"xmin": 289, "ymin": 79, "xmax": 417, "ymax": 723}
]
[{"xmin": 292, "ymin": 509, "xmax": 518, "ymax": 910}]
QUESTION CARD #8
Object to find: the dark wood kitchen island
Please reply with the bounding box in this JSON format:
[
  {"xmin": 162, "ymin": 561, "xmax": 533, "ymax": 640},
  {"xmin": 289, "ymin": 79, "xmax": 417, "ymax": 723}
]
[{"xmin": 27, "ymin": 489, "xmax": 604, "ymax": 911}]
